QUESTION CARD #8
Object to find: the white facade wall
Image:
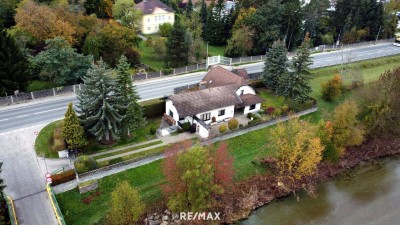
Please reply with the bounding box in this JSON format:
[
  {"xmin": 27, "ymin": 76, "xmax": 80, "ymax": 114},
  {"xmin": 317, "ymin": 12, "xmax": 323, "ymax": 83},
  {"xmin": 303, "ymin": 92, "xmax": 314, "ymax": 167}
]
[
  {"xmin": 165, "ymin": 99, "xmax": 180, "ymax": 122},
  {"xmin": 192, "ymin": 120, "xmax": 210, "ymax": 139},
  {"xmin": 140, "ymin": 9, "xmax": 175, "ymax": 34},
  {"xmin": 196, "ymin": 105, "xmax": 235, "ymax": 124},
  {"xmin": 244, "ymin": 103, "xmax": 261, "ymax": 114},
  {"xmin": 236, "ymin": 85, "xmax": 256, "ymax": 96}
]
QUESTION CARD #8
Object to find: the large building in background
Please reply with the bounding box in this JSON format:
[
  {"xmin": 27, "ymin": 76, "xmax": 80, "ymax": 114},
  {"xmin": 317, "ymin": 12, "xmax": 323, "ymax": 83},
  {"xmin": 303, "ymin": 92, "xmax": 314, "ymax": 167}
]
[{"xmin": 136, "ymin": 0, "xmax": 175, "ymax": 34}]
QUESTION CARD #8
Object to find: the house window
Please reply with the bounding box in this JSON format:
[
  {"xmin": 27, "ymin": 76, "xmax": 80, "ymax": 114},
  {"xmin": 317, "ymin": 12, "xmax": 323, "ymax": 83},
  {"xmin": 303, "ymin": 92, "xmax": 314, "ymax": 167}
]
[
  {"xmin": 169, "ymin": 110, "xmax": 174, "ymax": 118},
  {"xmin": 162, "ymin": 15, "xmax": 165, "ymax": 21},
  {"xmin": 155, "ymin": 16, "xmax": 157, "ymax": 21},
  {"xmin": 249, "ymin": 104, "xmax": 256, "ymax": 110},
  {"xmin": 147, "ymin": 18, "xmax": 150, "ymax": 22},
  {"xmin": 240, "ymin": 90, "xmax": 244, "ymax": 95},
  {"xmin": 168, "ymin": 16, "xmax": 171, "ymax": 20},
  {"xmin": 218, "ymin": 109, "xmax": 225, "ymax": 116},
  {"xmin": 155, "ymin": 25, "xmax": 158, "ymax": 30},
  {"xmin": 201, "ymin": 113, "xmax": 211, "ymax": 121},
  {"xmin": 147, "ymin": 27, "xmax": 151, "ymax": 30}
]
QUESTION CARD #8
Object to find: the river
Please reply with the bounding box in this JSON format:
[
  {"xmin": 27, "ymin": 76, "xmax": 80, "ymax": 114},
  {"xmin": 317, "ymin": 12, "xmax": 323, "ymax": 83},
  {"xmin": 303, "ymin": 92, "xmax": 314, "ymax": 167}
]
[{"xmin": 238, "ymin": 156, "xmax": 400, "ymax": 225}]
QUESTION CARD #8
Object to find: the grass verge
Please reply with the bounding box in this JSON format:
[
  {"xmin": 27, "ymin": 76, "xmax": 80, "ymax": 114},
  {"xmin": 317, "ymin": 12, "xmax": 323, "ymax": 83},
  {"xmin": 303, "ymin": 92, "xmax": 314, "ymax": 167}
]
[
  {"xmin": 27, "ymin": 80, "xmax": 57, "ymax": 92},
  {"xmin": 35, "ymin": 121, "xmax": 63, "ymax": 158},
  {"xmin": 93, "ymin": 140, "xmax": 163, "ymax": 160}
]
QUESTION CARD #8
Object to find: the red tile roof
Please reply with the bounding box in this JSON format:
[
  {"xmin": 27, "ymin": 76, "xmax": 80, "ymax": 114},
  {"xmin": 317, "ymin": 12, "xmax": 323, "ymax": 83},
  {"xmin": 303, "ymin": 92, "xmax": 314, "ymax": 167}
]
[{"xmin": 202, "ymin": 66, "xmax": 248, "ymax": 89}]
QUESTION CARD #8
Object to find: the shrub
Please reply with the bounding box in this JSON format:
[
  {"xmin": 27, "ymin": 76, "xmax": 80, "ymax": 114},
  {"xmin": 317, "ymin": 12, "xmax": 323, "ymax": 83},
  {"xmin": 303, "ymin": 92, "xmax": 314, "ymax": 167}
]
[
  {"xmin": 266, "ymin": 107, "xmax": 275, "ymax": 115},
  {"xmin": 274, "ymin": 108, "xmax": 282, "ymax": 117},
  {"xmin": 250, "ymin": 80, "xmax": 265, "ymax": 88},
  {"xmin": 162, "ymin": 68, "xmax": 174, "ymax": 75},
  {"xmin": 53, "ymin": 138, "xmax": 66, "ymax": 151},
  {"xmin": 150, "ymin": 127, "xmax": 157, "ymax": 135},
  {"xmin": 177, "ymin": 128, "xmax": 184, "ymax": 133},
  {"xmin": 159, "ymin": 23, "xmax": 173, "ymax": 37},
  {"xmin": 53, "ymin": 127, "xmax": 63, "ymax": 139},
  {"xmin": 247, "ymin": 113, "xmax": 254, "ymax": 119},
  {"xmin": 228, "ymin": 118, "xmax": 239, "ymax": 130},
  {"xmin": 51, "ymin": 170, "xmax": 76, "ymax": 186},
  {"xmin": 321, "ymin": 75, "xmax": 342, "ymax": 101},
  {"xmin": 219, "ymin": 124, "xmax": 228, "ymax": 133},
  {"xmin": 124, "ymin": 47, "xmax": 141, "ymax": 66},
  {"xmin": 74, "ymin": 155, "xmax": 98, "ymax": 174},
  {"xmin": 109, "ymin": 157, "xmax": 123, "ymax": 165},
  {"xmin": 239, "ymin": 124, "xmax": 243, "ymax": 128},
  {"xmin": 281, "ymin": 105, "xmax": 290, "ymax": 114},
  {"xmin": 181, "ymin": 122, "xmax": 191, "ymax": 132},
  {"xmin": 145, "ymin": 36, "xmax": 153, "ymax": 47},
  {"xmin": 141, "ymin": 99, "xmax": 165, "ymax": 118}
]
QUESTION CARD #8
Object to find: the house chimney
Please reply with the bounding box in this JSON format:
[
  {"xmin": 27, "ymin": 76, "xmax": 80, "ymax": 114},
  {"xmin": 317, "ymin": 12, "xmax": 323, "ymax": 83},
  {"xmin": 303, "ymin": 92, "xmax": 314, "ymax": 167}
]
[{"xmin": 199, "ymin": 81, "xmax": 207, "ymax": 90}]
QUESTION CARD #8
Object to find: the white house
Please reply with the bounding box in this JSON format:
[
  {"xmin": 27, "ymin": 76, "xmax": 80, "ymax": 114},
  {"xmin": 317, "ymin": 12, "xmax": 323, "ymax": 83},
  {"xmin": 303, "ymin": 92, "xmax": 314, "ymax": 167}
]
[
  {"xmin": 163, "ymin": 66, "xmax": 264, "ymax": 138},
  {"xmin": 136, "ymin": 0, "xmax": 175, "ymax": 34}
]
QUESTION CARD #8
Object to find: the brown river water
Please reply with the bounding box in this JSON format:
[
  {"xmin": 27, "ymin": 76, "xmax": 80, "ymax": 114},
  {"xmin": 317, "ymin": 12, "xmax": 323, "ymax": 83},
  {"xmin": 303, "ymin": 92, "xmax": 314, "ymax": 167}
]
[{"xmin": 237, "ymin": 156, "xmax": 400, "ymax": 225}]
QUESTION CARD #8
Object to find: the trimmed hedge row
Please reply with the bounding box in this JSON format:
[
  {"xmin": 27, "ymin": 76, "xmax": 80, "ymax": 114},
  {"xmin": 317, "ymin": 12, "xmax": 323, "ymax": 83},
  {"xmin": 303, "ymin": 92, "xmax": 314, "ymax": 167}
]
[
  {"xmin": 140, "ymin": 99, "xmax": 165, "ymax": 118},
  {"xmin": 51, "ymin": 170, "xmax": 76, "ymax": 186}
]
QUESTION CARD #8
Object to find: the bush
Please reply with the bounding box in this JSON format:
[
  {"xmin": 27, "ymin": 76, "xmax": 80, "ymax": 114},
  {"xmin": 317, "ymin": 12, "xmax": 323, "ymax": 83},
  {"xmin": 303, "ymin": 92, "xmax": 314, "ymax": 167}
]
[
  {"xmin": 51, "ymin": 170, "xmax": 76, "ymax": 186},
  {"xmin": 266, "ymin": 107, "xmax": 275, "ymax": 115},
  {"xmin": 74, "ymin": 155, "xmax": 98, "ymax": 174},
  {"xmin": 145, "ymin": 36, "xmax": 153, "ymax": 47},
  {"xmin": 181, "ymin": 122, "xmax": 191, "ymax": 132},
  {"xmin": 219, "ymin": 124, "xmax": 228, "ymax": 133},
  {"xmin": 247, "ymin": 113, "xmax": 254, "ymax": 119},
  {"xmin": 109, "ymin": 157, "xmax": 123, "ymax": 165},
  {"xmin": 53, "ymin": 138, "xmax": 66, "ymax": 151},
  {"xmin": 281, "ymin": 105, "xmax": 290, "ymax": 114},
  {"xmin": 150, "ymin": 127, "xmax": 157, "ymax": 135},
  {"xmin": 162, "ymin": 68, "xmax": 173, "ymax": 75},
  {"xmin": 239, "ymin": 124, "xmax": 244, "ymax": 128},
  {"xmin": 321, "ymin": 75, "xmax": 343, "ymax": 101},
  {"xmin": 141, "ymin": 99, "xmax": 165, "ymax": 118},
  {"xmin": 250, "ymin": 80, "xmax": 265, "ymax": 88},
  {"xmin": 124, "ymin": 47, "xmax": 141, "ymax": 66},
  {"xmin": 228, "ymin": 118, "xmax": 239, "ymax": 130},
  {"xmin": 177, "ymin": 128, "xmax": 184, "ymax": 133},
  {"xmin": 53, "ymin": 127, "xmax": 63, "ymax": 139},
  {"xmin": 273, "ymin": 108, "xmax": 282, "ymax": 117},
  {"xmin": 159, "ymin": 23, "xmax": 173, "ymax": 37}
]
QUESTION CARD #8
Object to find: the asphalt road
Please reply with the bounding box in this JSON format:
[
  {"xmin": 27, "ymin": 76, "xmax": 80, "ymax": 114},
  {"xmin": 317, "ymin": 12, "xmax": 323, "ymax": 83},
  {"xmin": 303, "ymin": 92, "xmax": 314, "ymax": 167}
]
[{"xmin": 1, "ymin": 43, "xmax": 400, "ymax": 133}]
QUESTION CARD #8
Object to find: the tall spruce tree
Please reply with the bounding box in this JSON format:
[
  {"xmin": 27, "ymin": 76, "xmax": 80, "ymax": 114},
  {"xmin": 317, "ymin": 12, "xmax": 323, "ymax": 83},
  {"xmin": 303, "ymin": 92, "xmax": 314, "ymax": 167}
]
[
  {"xmin": 186, "ymin": 0, "xmax": 193, "ymax": 15},
  {"xmin": 0, "ymin": 162, "xmax": 5, "ymax": 193},
  {"xmin": 115, "ymin": 55, "xmax": 146, "ymax": 139},
  {"xmin": 291, "ymin": 34, "xmax": 313, "ymax": 75},
  {"xmin": 204, "ymin": 0, "xmax": 229, "ymax": 46},
  {"xmin": 77, "ymin": 60, "xmax": 125, "ymax": 142},
  {"xmin": 278, "ymin": 35, "xmax": 313, "ymax": 102},
  {"xmin": 262, "ymin": 40, "xmax": 288, "ymax": 90},
  {"xmin": 62, "ymin": 102, "xmax": 88, "ymax": 151},
  {"xmin": 200, "ymin": 0, "xmax": 207, "ymax": 26},
  {"xmin": 0, "ymin": 28, "xmax": 29, "ymax": 96},
  {"xmin": 165, "ymin": 19, "xmax": 190, "ymax": 68}
]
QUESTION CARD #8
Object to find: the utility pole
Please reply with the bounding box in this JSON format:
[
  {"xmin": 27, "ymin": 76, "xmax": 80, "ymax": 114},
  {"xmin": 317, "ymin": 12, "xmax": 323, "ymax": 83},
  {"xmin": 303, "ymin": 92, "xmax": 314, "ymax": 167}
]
[
  {"xmin": 375, "ymin": 26, "xmax": 382, "ymax": 44},
  {"xmin": 206, "ymin": 42, "xmax": 209, "ymax": 71}
]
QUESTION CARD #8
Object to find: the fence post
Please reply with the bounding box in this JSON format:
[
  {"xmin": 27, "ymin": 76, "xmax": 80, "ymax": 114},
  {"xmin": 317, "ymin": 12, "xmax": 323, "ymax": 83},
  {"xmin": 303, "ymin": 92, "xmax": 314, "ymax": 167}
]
[
  {"xmin": 173, "ymin": 69, "xmax": 176, "ymax": 75},
  {"xmin": 79, "ymin": 84, "xmax": 81, "ymax": 90},
  {"xmin": 53, "ymin": 88, "xmax": 56, "ymax": 96},
  {"xmin": 185, "ymin": 66, "xmax": 188, "ymax": 73},
  {"xmin": 31, "ymin": 92, "xmax": 34, "ymax": 100},
  {"xmin": 197, "ymin": 64, "xmax": 199, "ymax": 70},
  {"xmin": 250, "ymin": 56, "xmax": 253, "ymax": 62},
  {"xmin": 10, "ymin": 96, "xmax": 13, "ymax": 104},
  {"xmin": 261, "ymin": 55, "xmax": 263, "ymax": 60},
  {"xmin": 73, "ymin": 85, "xmax": 76, "ymax": 93},
  {"xmin": 160, "ymin": 71, "xmax": 162, "ymax": 77},
  {"xmin": 240, "ymin": 57, "xmax": 242, "ymax": 63}
]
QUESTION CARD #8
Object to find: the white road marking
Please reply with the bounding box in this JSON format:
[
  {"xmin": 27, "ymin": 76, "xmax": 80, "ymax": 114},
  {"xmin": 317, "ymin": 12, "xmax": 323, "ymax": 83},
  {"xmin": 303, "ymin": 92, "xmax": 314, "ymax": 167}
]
[
  {"xmin": 32, "ymin": 107, "xmax": 67, "ymax": 115},
  {"xmin": 0, "ymin": 119, "xmax": 9, "ymax": 122}
]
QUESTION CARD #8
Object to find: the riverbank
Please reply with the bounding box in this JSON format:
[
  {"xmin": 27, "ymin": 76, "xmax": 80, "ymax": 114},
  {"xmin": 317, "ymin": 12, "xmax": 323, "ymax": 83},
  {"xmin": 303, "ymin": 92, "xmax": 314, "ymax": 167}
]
[{"xmin": 219, "ymin": 136, "xmax": 400, "ymax": 223}]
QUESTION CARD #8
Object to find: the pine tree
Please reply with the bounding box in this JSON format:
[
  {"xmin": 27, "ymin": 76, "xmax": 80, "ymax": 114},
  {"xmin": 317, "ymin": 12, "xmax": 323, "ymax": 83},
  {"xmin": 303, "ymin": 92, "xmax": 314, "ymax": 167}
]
[
  {"xmin": 115, "ymin": 55, "xmax": 146, "ymax": 139},
  {"xmin": 262, "ymin": 40, "xmax": 288, "ymax": 90},
  {"xmin": 62, "ymin": 102, "xmax": 88, "ymax": 150},
  {"xmin": 200, "ymin": 0, "xmax": 207, "ymax": 26},
  {"xmin": 0, "ymin": 28, "xmax": 29, "ymax": 96},
  {"xmin": 165, "ymin": 19, "xmax": 190, "ymax": 68},
  {"xmin": 186, "ymin": 0, "xmax": 193, "ymax": 15},
  {"xmin": 204, "ymin": 0, "xmax": 229, "ymax": 46},
  {"xmin": 77, "ymin": 60, "xmax": 125, "ymax": 142},
  {"xmin": 291, "ymin": 33, "xmax": 313, "ymax": 75}
]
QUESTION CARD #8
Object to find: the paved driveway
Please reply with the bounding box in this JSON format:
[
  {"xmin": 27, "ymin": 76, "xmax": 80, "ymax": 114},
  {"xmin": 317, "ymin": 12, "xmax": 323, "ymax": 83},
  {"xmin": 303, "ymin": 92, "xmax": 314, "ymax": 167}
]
[{"xmin": 0, "ymin": 125, "xmax": 60, "ymax": 225}]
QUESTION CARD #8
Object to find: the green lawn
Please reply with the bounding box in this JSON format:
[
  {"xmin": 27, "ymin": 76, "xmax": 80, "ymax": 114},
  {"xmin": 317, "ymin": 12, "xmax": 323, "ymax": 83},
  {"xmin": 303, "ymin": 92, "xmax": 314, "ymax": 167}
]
[
  {"xmin": 139, "ymin": 41, "xmax": 166, "ymax": 70},
  {"xmin": 27, "ymin": 80, "xmax": 57, "ymax": 92},
  {"xmin": 207, "ymin": 44, "xmax": 226, "ymax": 56},
  {"xmin": 35, "ymin": 121, "xmax": 63, "ymax": 158},
  {"xmin": 35, "ymin": 118, "xmax": 161, "ymax": 158},
  {"xmin": 57, "ymin": 55, "xmax": 400, "ymax": 225},
  {"xmin": 94, "ymin": 140, "xmax": 163, "ymax": 160},
  {"xmin": 256, "ymin": 88, "xmax": 286, "ymax": 110}
]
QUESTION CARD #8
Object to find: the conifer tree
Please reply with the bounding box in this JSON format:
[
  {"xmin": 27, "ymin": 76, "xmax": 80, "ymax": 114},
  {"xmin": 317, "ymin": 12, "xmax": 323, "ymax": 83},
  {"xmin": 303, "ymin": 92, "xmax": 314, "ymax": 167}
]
[
  {"xmin": 204, "ymin": 0, "xmax": 228, "ymax": 46},
  {"xmin": 62, "ymin": 102, "xmax": 88, "ymax": 151},
  {"xmin": 186, "ymin": 0, "xmax": 193, "ymax": 15},
  {"xmin": 165, "ymin": 19, "xmax": 190, "ymax": 68},
  {"xmin": 291, "ymin": 33, "xmax": 313, "ymax": 75},
  {"xmin": 200, "ymin": 0, "xmax": 207, "ymax": 26},
  {"xmin": 0, "ymin": 28, "xmax": 29, "ymax": 96},
  {"xmin": 115, "ymin": 55, "xmax": 146, "ymax": 139},
  {"xmin": 77, "ymin": 60, "xmax": 125, "ymax": 142},
  {"xmin": 277, "ymin": 35, "xmax": 313, "ymax": 102},
  {"xmin": 262, "ymin": 40, "xmax": 288, "ymax": 90},
  {"xmin": 0, "ymin": 162, "xmax": 5, "ymax": 194}
]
